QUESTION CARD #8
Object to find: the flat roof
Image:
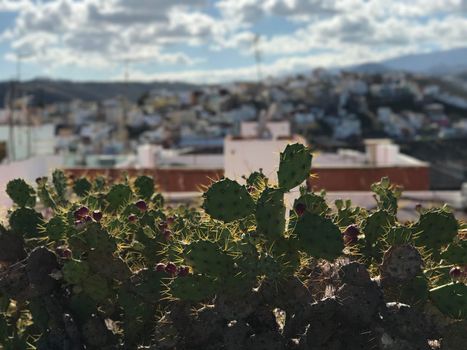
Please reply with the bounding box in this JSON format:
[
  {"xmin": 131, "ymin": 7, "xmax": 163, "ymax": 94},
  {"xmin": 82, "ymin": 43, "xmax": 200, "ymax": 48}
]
[{"xmin": 313, "ymin": 149, "xmax": 428, "ymax": 168}]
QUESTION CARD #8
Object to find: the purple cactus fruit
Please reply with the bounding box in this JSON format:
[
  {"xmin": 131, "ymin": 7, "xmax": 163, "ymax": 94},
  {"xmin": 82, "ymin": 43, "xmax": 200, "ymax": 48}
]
[
  {"xmin": 158, "ymin": 221, "xmax": 168, "ymax": 231},
  {"xmin": 166, "ymin": 216, "xmax": 175, "ymax": 225},
  {"xmin": 56, "ymin": 246, "xmax": 72, "ymax": 259},
  {"xmin": 83, "ymin": 215, "xmax": 93, "ymax": 223},
  {"xmin": 294, "ymin": 202, "xmax": 306, "ymax": 217},
  {"xmin": 163, "ymin": 229, "xmax": 172, "ymax": 241},
  {"xmin": 247, "ymin": 186, "xmax": 254, "ymax": 193},
  {"xmin": 178, "ymin": 266, "xmax": 190, "ymax": 277},
  {"xmin": 128, "ymin": 214, "xmax": 137, "ymax": 223},
  {"xmin": 155, "ymin": 263, "xmax": 166, "ymax": 272},
  {"xmin": 344, "ymin": 224, "xmax": 360, "ymax": 237},
  {"xmin": 165, "ymin": 262, "xmax": 178, "ymax": 276},
  {"xmin": 343, "ymin": 234, "xmax": 358, "ymax": 246},
  {"xmin": 450, "ymin": 266, "xmax": 462, "ymax": 281},
  {"xmin": 135, "ymin": 200, "xmax": 148, "ymax": 212},
  {"xmin": 92, "ymin": 210, "xmax": 103, "ymax": 222},
  {"xmin": 74, "ymin": 206, "xmax": 89, "ymax": 219}
]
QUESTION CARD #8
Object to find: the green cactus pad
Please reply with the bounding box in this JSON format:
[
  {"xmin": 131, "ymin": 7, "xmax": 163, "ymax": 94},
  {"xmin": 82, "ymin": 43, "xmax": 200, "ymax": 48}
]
[
  {"xmin": 413, "ymin": 209, "xmax": 458, "ymax": 252},
  {"xmin": 246, "ymin": 171, "xmax": 268, "ymax": 188},
  {"xmin": 6, "ymin": 179, "xmax": 36, "ymax": 207},
  {"xmin": 202, "ymin": 179, "xmax": 255, "ymax": 222},
  {"xmin": 255, "ymin": 187, "xmax": 285, "ymax": 239},
  {"xmin": 62, "ymin": 259, "xmax": 90, "ymax": 285},
  {"xmin": 9, "ymin": 207, "xmax": 43, "ymax": 237},
  {"xmin": 430, "ymin": 283, "xmax": 467, "ymax": 319},
  {"xmin": 105, "ymin": 184, "xmax": 132, "ymax": 212},
  {"xmin": 132, "ymin": 269, "xmax": 164, "ymax": 302},
  {"xmin": 83, "ymin": 274, "xmax": 110, "ymax": 302},
  {"xmin": 73, "ymin": 177, "xmax": 92, "ymax": 197},
  {"xmin": 293, "ymin": 212, "xmax": 344, "ymax": 261},
  {"xmin": 169, "ymin": 274, "xmax": 217, "ymax": 302},
  {"xmin": 441, "ymin": 241, "xmax": 467, "ymax": 265},
  {"xmin": 134, "ymin": 175, "xmax": 155, "ymax": 200},
  {"xmin": 52, "ymin": 169, "xmax": 67, "ymax": 200},
  {"xmin": 183, "ymin": 240, "xmax": 235, "ymax": 276},
  {"xmin": 69, "ymin": 294, "xmax": 97, "ymax": 324},
  {"xmin": 398, "ymin": 275, "xmax": 429, "ymax": 307},
  {"xmin": 82, "ymin": 223, "xmax": 117, "ymax": 253},
  {"xmin": 386, "ymin": 226, "xmax": 412, "ymax": 246},
  {"xmin": 363, "ymin": 210, "xmax": 395, "ymax": 248},
  {"xmin": 45, "ymin": 216, "xmax": 67, "ymax": 241},
  {"xmin": 277, "ymin": 143, "xmax": 312, "ymax": 191}
]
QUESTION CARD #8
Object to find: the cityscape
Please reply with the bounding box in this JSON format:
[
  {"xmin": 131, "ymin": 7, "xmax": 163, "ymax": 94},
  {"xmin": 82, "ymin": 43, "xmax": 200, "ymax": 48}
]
[{"xmin": 0, "ymin": 63, "xmax": 466, "ymax": 219}]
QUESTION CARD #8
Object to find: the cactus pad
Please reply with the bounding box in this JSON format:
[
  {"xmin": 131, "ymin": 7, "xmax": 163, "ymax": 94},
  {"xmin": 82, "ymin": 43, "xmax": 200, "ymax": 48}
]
[
  {"xmin": 430, "ymin": 283, "xmax": 467, "ymax": 319},
  {"xmin": 9, "ymin": 207, "xmax": 43, "ymax": 237},
  {"xmin": 255, "ymin": 187, "xmax": 285, "ymax": 239},
  {"xmin": 293, "ymin": 212, "xmax": 344, "ymax": 261},
  {"xmin": 45, "ymin": 216, "xmax": 67, "ymax": 241},
  {"xmin": 106, "ymin": 184, "xmax": 133, "ymax": 212},
  {"xmin": 277, "ymin": 143, "xmax": 312, "ymax": 191},
  {"xmin": 380, "ymin": 244, "xmax": 423, "ymax": 283},
  {"xmin": 52, "ymin": 169, "xmax": 67, "ymax": 201},
  {"xmin": 6, "ymin": 179, "xmax": 36, "ymax": 207},
  {"xmin": 441, "ymin": 241, "xmax": 467, "ymax": 265},
  {"xmin": 83, "ymin": 274, "xmax": 110, "ymax": 302},
  {"xmin": 183, "ymin": 240, "xmax": 234, "ymax": 276},
  {"xmin": 413, "ymin": 208, "xmax": 458, "ymax": 252},
  {"xmin": 202, "ymin": 179, "xmax": 255, "ymax": 222},
  {"xmin": 169, "ymin": 274, "xmax": 217, "ymax": 302},
  {"xmin": 62, "ymin": 259, "xmax": 90, "ymax": 285},
  {"xmin": 73, "ymin": 177, "xmax": 92, "ymax": 197},
  {"xmin": 134, "ymin": 175, "xmax": 155, "ymax": 200}
]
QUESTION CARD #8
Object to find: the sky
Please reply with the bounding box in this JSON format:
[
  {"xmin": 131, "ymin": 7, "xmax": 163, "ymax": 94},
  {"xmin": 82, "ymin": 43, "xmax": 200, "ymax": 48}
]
[{"xmin": 0, "ymin": 0, "xmax": 466, "ymax": 83}]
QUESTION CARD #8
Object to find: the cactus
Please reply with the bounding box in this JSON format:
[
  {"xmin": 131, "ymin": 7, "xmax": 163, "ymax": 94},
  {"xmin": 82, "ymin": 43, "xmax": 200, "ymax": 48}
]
[
  {"xmin": 430, "ymin": 283, "xmax": 467, "ymax": 319},
  {"xmin": 255, "ymin": 187, "xmax": 285, "ymax": 239},
  {"xmin": 380, "ymin": 244, "xmax": 423, "ymax": 283},
  {"xmin": 412, "ymin": 208, "xmax": 458, "ymax": 255},
  {"xmin": 52, "ymin": 169, "xmax": 67, "ymax": 202},
  {"xmin": 44, "ymin": 216, "xmax": 67, "ymax": 241},
  {"xmin": 183, "ymin": 240, "xmax": 235, "ymax": 277},
  {"xmin": 73, "ymin": 177, "xmax": 92, "ymax": 197},
  {"xmin": 6, "ymin": 179, "xmax": 36, "ymax": 207},
  {"xmin": 441, "ymin": 241, "xmax": 467, "ymax": 265},
  {"xmin": 134, "ymin": 175, "xmax": 155, "ymax": 200},
  {"xmin": 277, "ymin": 143, "xmax": 312, "ymax": 191},
  {"xmin": 0, "ymin": 143, "xmax": 465, "ymax": 349},
  {"xmin": 9, "ymin": 207, "xmax": 43, "ymax": 237},
  {"xmin": 105, "ymin": 183, "xmax": 132, "ymax": 212},
  {"xmin": 202, "ymin": 178, "xmax": 255, "ymax": 222},
  {"xmin": 293, "ymin": 212, "xmax": 344, "ymax": 261}
]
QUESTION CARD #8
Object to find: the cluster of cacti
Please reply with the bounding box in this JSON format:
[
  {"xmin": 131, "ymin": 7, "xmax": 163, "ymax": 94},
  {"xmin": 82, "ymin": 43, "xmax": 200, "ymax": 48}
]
[{"xmin": 0, "ymin": 143, "xmax": 465, "ymax": 349}]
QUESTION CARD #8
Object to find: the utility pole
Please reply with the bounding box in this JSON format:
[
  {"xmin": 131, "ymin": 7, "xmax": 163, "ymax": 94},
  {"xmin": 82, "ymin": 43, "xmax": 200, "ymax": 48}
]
[{"xmin": 253, "ymin": 34, "xmax": 263, "ymax": 83}]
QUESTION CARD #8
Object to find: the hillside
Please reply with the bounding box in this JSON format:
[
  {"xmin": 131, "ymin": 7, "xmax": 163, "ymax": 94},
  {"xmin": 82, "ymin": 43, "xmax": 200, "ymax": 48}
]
[{"xmin": 0, "ymin": 79, "xmax": 198, "ymax": 108}]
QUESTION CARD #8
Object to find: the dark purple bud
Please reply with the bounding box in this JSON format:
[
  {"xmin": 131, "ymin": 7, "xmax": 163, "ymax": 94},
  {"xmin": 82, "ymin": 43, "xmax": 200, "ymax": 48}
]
[
  {"xmin": 166, "ymin": 217, "xmax": 175, "ymax": 225},
  {"xmin": 450, "ymin": 266, "xmax": 462, "ymax": 281},
  {"xmin": 165, "ymin": 262, "xmax": 177, "ymax": 276},
  {"xmin": 92, "ymin": 210, "xmax": 103, "ymax": 222},
  {"xmin": 135, "ymin": 200, "xmax": 148, "ymax": 212},
  {"xmin": 344, "ymin": 224, "xmax": 360, "ymax": 237},
  {"xmin": 56, "ymin": 246, "xmax": 72, "ymax": 259},
  {"xmin": 128, "ymin": 214, "xmax": 137, "ymax": 223},
  {"xmin": 177, "ymin": 266, "xmax": 190, "ymax": 277},
  {"xmin": 343, "ymin": 234, "xmax": 358, "ymax": 246},
  {"xmin": 294, "ymin": 202, "xmax": 306, "ymax": 217},
  {"xmin": 155, "ymin": 263, "xmax": 166, "ymax": 272},
  {"xmin": 74, "ymin": 206, "xmax": 89, "ymax": 219},
  {"xmin": 83, "ymin": 215, "xmax": 93, "ymax": 223}
]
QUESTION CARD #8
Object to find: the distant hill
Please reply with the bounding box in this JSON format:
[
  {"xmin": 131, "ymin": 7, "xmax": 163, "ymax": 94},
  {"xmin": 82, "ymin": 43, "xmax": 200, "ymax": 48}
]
[
  {"xmin": 351, "ymin": 47, "xmax": 467, "ymax": 75},
  {"xmin": 0, "ymin": 79, "xmax": 198, "ymax": 108}
]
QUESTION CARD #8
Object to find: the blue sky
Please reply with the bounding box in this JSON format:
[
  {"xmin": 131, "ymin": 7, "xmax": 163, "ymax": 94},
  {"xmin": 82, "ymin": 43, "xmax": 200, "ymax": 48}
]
[{"xmin": 0, "ymin": 0, "xmax": 466, "ymax": 83}]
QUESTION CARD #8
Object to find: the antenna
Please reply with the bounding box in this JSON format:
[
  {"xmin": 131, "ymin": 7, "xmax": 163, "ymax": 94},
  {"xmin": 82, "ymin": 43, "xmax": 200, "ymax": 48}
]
[{"xmin": 253, "ymin": 34, "xmax": 263, "ymax": 83}]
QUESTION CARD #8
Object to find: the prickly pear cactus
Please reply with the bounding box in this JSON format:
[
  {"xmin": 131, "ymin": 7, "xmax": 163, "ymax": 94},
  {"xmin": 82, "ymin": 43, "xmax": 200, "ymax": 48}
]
[
  {"xmin": 6, "ymin": 178, "xmax": 36, "ymax": 207},
  {"xmin": 255, "ymin": 187, "xmax": 285, "ymax": 239},
  {"xmin": 293, "ymin": 212, "xmax": 344, "ymax": 261},
  {"xmin": 413, "ymin": 208, "xmax": 458, "ymax": 255},
  {"xmin": 277, "ymin": 143, "xmax": 312, "ymax": 191},
  {"xmin": 430, "ymin": 283, "xmax": 467, "ymax": 319},
  {"xmin": 202, "ymin": 178, "xmax": 255, "ymax": 222},
  {"xmin": 0, "ymin": 144, "xmax": 465, "ymax": 349}
]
